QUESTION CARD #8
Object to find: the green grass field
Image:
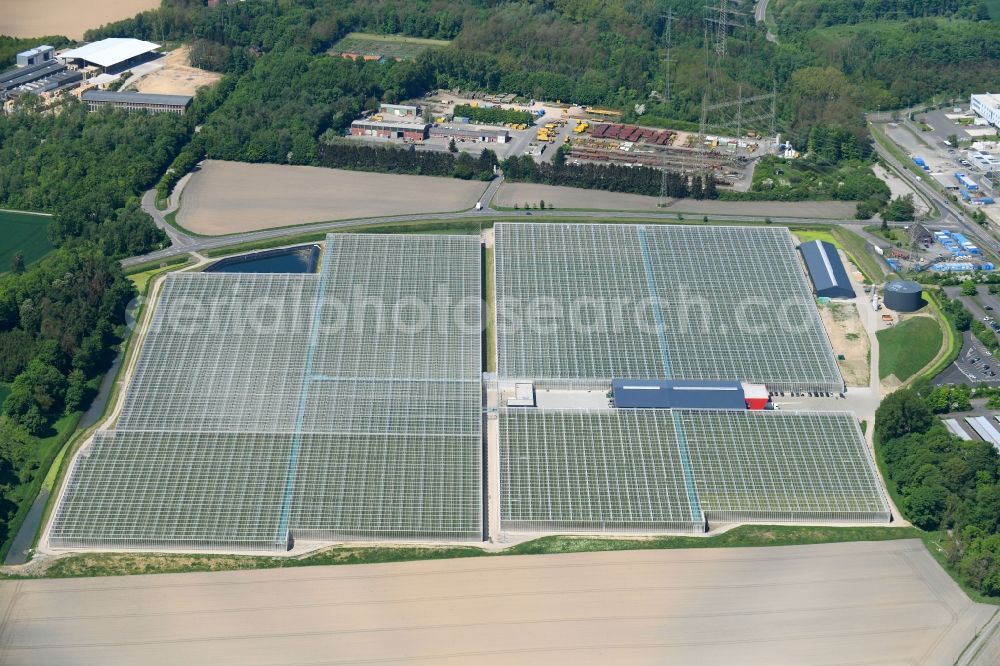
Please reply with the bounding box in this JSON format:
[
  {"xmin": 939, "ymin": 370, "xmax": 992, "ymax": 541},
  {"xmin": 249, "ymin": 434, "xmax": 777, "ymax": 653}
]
[
  {"xmin": 985, "ymin": 0, "xmax": 1000, "ymax": 20},
  {"xmin": 330, "ymin": 32, "xmax": 450, "ymax": 60},
  {"xmin": 877, "ymin": 315, "xmax": 943, "ymax": 381},
  {"xmin": 0, "ymin": 210, "xmax": 54, "ymax": 271}
]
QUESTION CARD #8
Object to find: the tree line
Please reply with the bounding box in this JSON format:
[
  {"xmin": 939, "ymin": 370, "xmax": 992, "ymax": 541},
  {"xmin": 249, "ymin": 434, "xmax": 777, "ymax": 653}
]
[
  {"xmin": 876, "ymin": 387, "xmax": 1000, "ymax": 596},
  {"xmin": 500, "ymin": 152, "xmax": 718, "ymax": 200},
  {"xmin": 317, "ymin": 141, "xmax": 497, "ymax": 180},
  {"xmin": 452, "ymin": 105, "xmax": 533, "ymax": 127}
]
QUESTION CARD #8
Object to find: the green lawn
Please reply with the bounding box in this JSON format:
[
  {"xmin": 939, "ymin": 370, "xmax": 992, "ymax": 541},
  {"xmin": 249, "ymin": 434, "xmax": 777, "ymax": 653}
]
[
  {"xmin": 0, "ymin": 210, "xmax": 54, "ymax": 271},
  {"xmin": 330, "ymin": 32, "xmax": 450, "ymax": 60},
  {"xmin": 877, "ymin": 315, "xmax": 943, "ymax": 381},
  {"xmin": 985, "ymin": 0, "xmax": 1000, "ymax": 21}
]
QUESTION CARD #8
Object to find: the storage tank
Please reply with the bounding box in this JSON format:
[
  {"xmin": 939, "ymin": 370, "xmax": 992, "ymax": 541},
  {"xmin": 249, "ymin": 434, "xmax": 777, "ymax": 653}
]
[{"xmin": 884, "ymin": 280, "xmax": 924, "ymax": 312}]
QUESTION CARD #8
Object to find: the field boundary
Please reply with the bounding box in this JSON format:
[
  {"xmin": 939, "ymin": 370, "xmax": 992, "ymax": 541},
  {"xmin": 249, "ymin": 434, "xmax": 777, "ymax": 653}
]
[{"xmin": 5, "ymin": 524, "xmax": 925, "ymax": 579}]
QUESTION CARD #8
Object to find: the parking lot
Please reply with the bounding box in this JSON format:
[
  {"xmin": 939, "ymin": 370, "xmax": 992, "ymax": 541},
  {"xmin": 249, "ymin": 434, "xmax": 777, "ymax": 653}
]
[{"xmin": 935, "ymin": 286, "xmax": 1000, "ymax": 386}]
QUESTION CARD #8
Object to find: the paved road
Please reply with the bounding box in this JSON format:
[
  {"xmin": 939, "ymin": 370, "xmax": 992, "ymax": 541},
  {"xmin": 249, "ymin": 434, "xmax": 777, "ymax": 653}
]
[
  {"xmin": 0, "ymin": 539, "xmax": 992, "ymax": 665},
  {"xmin": 140, "ymin": 188, "xmax": 192, "ymax": 249},
  {"xmin": 755, "ymin": 0, "xmax": 777, "ymax": 43},
  {"xmin": 872, "ymin": 125, "xmax": 1000, "ymax": 257},
  {"xmin": 125, "ymin": 184, "xmax": 864, "ymax": 267}
]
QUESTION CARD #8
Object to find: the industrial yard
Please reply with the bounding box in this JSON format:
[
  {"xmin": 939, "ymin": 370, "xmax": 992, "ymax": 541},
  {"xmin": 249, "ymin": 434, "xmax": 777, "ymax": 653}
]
[
  {"xmin": 343, "ymin": 91, "xmax": 775, "ymax": 185},
  {"xmin": 125, "ymin": 46, "xmax": 222, "ymax": 97}
]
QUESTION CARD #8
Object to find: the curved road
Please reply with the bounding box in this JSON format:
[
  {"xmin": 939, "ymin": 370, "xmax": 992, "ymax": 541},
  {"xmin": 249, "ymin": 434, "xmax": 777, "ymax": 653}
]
[
  {"xmin": 132, "ymin": 175, "xmax": 863, "ymax": 268},
  {"xmin": 755, "ymin": 0, "xmax": 777, "ymax": 43}
]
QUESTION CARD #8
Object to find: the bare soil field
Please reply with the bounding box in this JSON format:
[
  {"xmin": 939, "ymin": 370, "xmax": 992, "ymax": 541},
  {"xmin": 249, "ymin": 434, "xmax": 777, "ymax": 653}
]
[
  {"xmin": 819, "ymin": 301, "xmax": 870, "ymax": 387},
  {"xmin": 873, "ymin": 164, "xmax": 930, "ymax": 216},
  {"xmin": 2, "ymin": 0, "xmax": 159, "ymax": 40},
  {"xmin": 128, "ymin": 47, "xmax": 221, "ymax": 97},
  {"xmin": 176, "ymin": 161, "xmax": 488, "ymax": 235},
  {"xmin": 0, "ymin": 540, "xmax": 991, "ymax": 665},
  {"xmin": 497, "ymin": 182, "xmax": 857, "ymax": 219}
]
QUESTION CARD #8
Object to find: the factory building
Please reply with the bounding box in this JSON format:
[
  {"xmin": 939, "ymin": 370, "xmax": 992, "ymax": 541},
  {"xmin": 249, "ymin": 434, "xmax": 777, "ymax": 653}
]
[
  {"xmin": 0, "ymin": 60, "xmax": 82, "ymax": 103},
  {"xmin": 82, "ymin": 90, "xmax": 192, "ymax": 114},
  {"xmin": 350, "ymin": 119, "xmax": 429, "ymax": 140},
  {"xmin": 59, "ymin": 38, "xmax": 160, "ymax": 74},
  {"xmin": 16, "ymin": 45, "xmax": 55, "ymax": 68},
  {"xmin": 379, "ymin": 103, "xmax": 420, "ymax": 119},
  {"xmin": 429, "ymin": 125, "xmax": 510, "ymax": 143},
  {"xmin": 799, "ymin": 240, "xmax": 855, "ymax": 299},
  {"xmin": 883, "ymin": 281, "xmax": 925, "ymax": 312},
  {"xmin": 611, "ymin": 379, "xmax": 769, "ymax": 411},
  {"xmin": 971, "ymin": 93, "xmax": 1000, "ymax": 129}
]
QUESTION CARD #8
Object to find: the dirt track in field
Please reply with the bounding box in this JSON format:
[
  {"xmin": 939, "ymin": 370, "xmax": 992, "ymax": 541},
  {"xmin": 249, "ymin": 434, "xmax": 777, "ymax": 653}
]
[
  {"xmin": 497, "ymin": 183, "xmax": 858, "ymax": 219},
  {"xmin": 176, "ymin": 161, "xmax": 488, "ymax": 235}
]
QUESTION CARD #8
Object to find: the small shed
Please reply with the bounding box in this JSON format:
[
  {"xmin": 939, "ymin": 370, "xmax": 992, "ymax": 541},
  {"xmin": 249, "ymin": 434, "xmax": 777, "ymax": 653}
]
[{"xmin": 799, "ymin": 240, "xmax": 855, "ymax": 299}]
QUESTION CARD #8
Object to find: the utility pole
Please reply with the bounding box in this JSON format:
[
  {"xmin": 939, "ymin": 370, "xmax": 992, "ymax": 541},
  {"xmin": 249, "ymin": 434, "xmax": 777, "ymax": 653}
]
[{"xmin": 662, "ymin": 8, "xmax": 676, "ymax": 106}]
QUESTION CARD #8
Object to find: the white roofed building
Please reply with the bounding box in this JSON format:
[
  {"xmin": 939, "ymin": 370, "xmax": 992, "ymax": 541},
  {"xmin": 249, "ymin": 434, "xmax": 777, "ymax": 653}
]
[{"xmin": 59, "ymin": 38, "xmax": 160, "ymax": 73}]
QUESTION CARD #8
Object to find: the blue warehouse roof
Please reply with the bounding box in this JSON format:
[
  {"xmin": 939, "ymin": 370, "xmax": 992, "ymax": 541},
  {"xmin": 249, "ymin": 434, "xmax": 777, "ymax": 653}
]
[
  {"xmin": 799, "ymin": 240, "xmax": 855, "ymax": 299},
  {"xmin": 612, "ymin": 379, "xmax": 746, "ymax": 410}
]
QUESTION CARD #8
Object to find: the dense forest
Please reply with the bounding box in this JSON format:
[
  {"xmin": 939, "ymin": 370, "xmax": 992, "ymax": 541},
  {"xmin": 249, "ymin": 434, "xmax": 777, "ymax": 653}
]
[
  {"xmin": 772, "ymin": 0, "xmax": 992, "ymax": 33},
  {"xmin": 0, "ymin": 248, "xmax": 134, "ymax": 553},
  {"xmin": 73, "ymin": 0, "xmax": 1000, "ymax": 175},
  {"xmin": 876, "ymin": 388, "xmax": 1000, "ymax": 596},
  {"xmin": 0, "ymin": 98, "xmax": 188, "ymax": 257}
]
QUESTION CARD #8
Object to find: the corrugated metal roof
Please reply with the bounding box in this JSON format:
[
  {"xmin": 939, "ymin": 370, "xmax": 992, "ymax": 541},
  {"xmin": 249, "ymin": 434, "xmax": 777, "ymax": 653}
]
[
  {"xmin": 82, "ymin": 90, "xmax": 192, "ymax": 106},
  {"xmin": 613, "ymin": 379, "xmax": 746, "ymax": 410},
  {"xmin": 59, "ymin": 38, "xmax": 160, "ymax": 68},
  {"xmin": 799, "ymin": 240, "xmax": 854, "ymax": 299}
]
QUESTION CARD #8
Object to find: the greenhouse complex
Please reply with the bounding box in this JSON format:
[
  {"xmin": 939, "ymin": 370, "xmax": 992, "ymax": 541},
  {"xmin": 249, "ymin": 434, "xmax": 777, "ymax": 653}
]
[{"xmin": 46, "ymin": 224, "xmax": 890, "ymax": 554}]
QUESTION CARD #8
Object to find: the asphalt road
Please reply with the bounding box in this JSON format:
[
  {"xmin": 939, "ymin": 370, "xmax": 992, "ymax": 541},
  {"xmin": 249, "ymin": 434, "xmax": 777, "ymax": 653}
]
[
  {"xmin": 872, "ymin": 125, "xmax": 1000, "ymax": 257},
  {"xmin": 755, "ymin": 0, "xmax": 777, "ymax": 43},
  {"xmin": 0, "ymin": 539, "xmax": 993, "ymax": 665},
  {"xmin": 131, "ymin": 179, "xmax": 863, "ymax": 268}
]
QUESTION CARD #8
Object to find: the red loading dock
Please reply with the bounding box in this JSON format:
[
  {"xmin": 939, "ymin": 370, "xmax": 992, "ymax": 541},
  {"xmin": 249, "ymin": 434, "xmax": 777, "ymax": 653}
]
[{"xmin": 741, "ymin": 383, "xmax": 770, "ymax": 410}]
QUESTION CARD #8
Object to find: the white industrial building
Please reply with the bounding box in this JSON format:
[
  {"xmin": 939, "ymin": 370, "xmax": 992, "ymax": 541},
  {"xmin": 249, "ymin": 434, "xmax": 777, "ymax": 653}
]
[
  {"xmin": 59, "ymin": 38, "xmax": 160, "ymax": 74},
  {"xmin": 971, "ymin": 93, "xmax": 1000, "ymax": 129}
]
